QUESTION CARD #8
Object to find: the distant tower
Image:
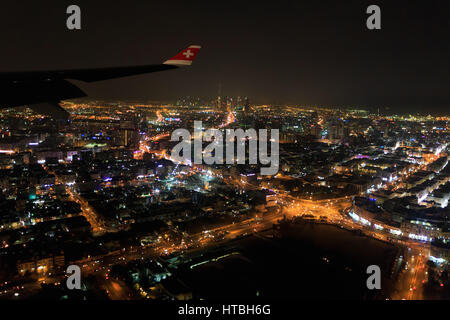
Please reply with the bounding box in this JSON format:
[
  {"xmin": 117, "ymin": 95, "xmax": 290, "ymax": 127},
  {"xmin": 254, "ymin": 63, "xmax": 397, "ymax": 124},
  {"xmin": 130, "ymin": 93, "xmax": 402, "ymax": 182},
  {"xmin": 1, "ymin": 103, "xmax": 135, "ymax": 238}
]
[
  {"xmin": 217, "ymin": 83, "xmax": 222, "ymax": 110},
  {"xmin": 383, "ymin": 123, "xmax": 389, "ymax": 138},
  {"xmin": 237, "ymin": 96, "xmax": 242, "ymax": 108},
  {"xmin": 244, "ymin": 97, "xmax": 250, "ymax": 112},
  {"xmin": 328, "ymin": 119, "xmax": 346, "ymax": 141}
]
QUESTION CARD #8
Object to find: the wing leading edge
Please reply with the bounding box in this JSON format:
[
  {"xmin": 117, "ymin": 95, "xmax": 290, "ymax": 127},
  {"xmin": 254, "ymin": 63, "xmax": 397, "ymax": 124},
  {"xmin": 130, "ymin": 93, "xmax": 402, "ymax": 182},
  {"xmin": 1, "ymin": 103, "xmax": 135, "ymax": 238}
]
[{"xmin": 0, "ymin": 45, "xmax": 201, "ymax": 119}]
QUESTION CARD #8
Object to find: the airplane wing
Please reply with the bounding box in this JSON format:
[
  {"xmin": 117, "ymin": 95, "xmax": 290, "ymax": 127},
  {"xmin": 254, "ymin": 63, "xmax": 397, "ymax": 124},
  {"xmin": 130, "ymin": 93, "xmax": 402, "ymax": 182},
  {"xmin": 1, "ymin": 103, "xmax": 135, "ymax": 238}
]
[{"xmin": 0, "ymin": 45, "xmax": 201, "ymax": 119}]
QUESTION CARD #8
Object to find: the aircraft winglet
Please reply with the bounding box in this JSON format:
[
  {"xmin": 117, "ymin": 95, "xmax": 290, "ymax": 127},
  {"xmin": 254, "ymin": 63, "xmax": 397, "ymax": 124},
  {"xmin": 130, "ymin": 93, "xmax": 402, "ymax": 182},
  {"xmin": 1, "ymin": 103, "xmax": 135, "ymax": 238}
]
[{"xmin": 163, "ymin": 45, "xmax": 201, "ymax": 66}]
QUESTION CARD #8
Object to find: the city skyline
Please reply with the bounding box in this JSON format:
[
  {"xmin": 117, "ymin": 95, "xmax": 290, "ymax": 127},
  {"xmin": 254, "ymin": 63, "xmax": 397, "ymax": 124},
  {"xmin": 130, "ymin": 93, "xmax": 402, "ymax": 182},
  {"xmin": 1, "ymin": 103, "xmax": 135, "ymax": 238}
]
[
  {"xmin": 1, "ymin": 0, "xmax": 450, "ymax": 307},
  {"xmin": 0, "ymin": 1, "xmax": 449, "ymax": 113}
]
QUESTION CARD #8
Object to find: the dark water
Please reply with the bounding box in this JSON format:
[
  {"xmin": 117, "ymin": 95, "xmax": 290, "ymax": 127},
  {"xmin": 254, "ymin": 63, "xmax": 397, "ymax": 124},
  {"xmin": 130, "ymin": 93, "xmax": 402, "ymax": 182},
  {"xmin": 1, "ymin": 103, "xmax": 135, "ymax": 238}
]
[{"xmin": 176, "ymin": 222, "xmax": 399, "ymax": 300}]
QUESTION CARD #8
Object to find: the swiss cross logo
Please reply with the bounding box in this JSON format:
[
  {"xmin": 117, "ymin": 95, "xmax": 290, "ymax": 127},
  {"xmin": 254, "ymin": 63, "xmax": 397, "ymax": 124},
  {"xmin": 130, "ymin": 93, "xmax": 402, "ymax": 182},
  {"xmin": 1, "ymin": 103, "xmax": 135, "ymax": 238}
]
[{"xmin": 183, "ymin": 50, "xmax": 194, "ymax": 59}]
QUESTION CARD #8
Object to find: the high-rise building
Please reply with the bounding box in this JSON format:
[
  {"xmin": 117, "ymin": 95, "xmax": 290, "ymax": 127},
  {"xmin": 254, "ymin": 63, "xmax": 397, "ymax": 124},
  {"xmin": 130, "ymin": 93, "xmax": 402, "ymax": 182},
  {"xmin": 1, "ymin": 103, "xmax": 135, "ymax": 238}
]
[{"xmin": 327, "ymin": 119, "xmax": 347, "ymax": 141}]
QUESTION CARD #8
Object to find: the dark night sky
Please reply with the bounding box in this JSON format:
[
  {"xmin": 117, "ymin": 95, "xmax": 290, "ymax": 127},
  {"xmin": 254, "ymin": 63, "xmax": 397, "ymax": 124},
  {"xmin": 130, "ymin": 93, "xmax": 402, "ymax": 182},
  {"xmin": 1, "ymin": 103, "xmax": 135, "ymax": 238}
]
[{"xmin": 0, "ymin": 0, "xmax": 449, "ymax": 113}]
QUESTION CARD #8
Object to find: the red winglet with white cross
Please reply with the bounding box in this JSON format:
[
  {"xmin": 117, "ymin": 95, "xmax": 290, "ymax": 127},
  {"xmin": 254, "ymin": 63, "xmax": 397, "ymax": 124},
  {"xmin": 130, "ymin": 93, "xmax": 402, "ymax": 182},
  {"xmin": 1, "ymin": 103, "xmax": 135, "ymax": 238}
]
[{"xmin": 163, "ymin": 45, "xmax": 201, "ymax": 66}]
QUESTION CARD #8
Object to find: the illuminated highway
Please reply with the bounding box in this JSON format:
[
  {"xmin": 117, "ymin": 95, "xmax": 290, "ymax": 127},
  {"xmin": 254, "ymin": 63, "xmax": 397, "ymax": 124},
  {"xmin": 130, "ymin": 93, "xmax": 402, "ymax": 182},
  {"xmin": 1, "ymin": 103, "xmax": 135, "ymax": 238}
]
[{"xmin": 50, "ymin": 169, "xmax": 107, "ymax": 234}]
